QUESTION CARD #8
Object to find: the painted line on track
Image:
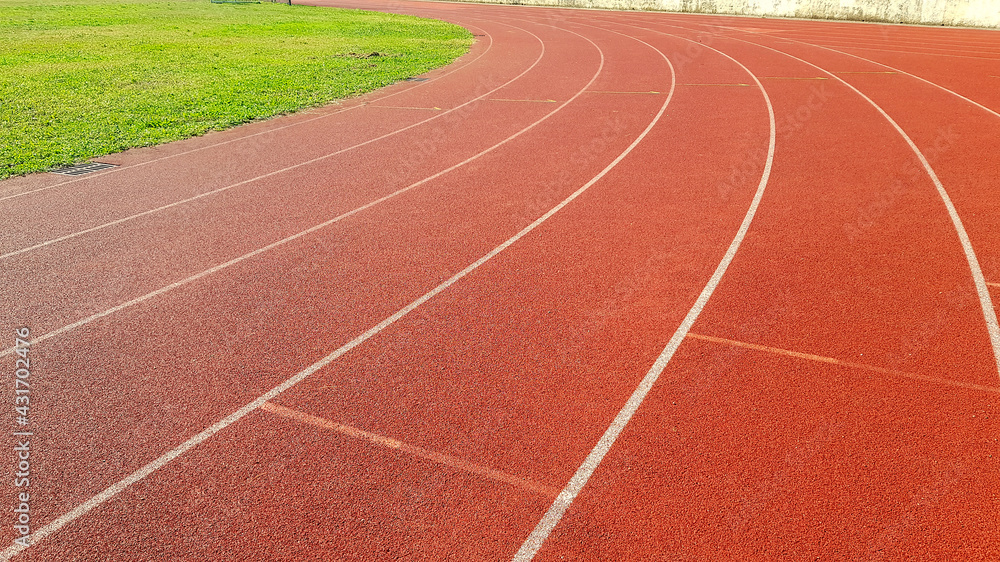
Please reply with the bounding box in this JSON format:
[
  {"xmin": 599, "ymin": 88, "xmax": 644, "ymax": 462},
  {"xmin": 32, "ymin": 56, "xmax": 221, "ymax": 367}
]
[
  {"xmin": 752, "ymin": 28, "xmax": 1000, "ymax": 51},
  {"xmin": 722, "ymin": 36, "xmax": 1000, "ymax": 378},
  {"xmin": 0, "ymin": 19, "xmax": 677, "ymax": 558},
  {"xmin": 637, "ymin": 17, "xmax": 1000, "ymax": 377},
  {"xmin": 688, "ymin": 333, "xmax": 1000, "ymax": 395},
  {"xmin": 0, "ymin": 22, "xmax": 497, "ymax": 204},
  {"xmin": 489, "ymin": 98, "xmax": 560, "ymax": 102},
  {"xmin": 0, "ymin": 22, "xmax": 597, "ymax": 359},
  {"xmin": 760, "ymin": 76, "xmax": 827, "ymax": 80},
  {"xmin": 587, "ymin": 90, "xmax": 662, "ymax": 94},
  {"xmin": 746, "ymin": 32, "xmax": 1000, "ymax": 119},
  {"xmin": 512, "ymin": 20, "xmax": 774, "ymax": 561},
  {"xmin": 0, "ymin": 21, "xmax": 548, "ymax": 261},
  {"xmin": 807, "ymin": 43, "xmax": 1000, "ymax": 61},
  {"xmin": 706, "ymin": 25, "xmax": 1000, "ymax": 59},
  {"xmin": 260, "ymin": 402, "xmax": 558, "ymax": 497},
  {"xmin": 369, "ymin": 105, "xmax": 443, "ymax": 110}
]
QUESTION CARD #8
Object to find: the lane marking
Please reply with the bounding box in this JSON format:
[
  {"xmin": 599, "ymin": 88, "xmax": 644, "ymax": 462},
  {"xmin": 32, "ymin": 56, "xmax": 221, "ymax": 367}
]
[
  {"xmin": 260, "ymin": 402, "xmax": 558, "ymax": 497},
  {"xmin": 0, "ymin": 22, "xmax": 499, "ymax": 204},
  {"xmin": 587, "ymin": 90, "xmax": 662, "ymax": 94},
  {"xmin": 633, "ymin": 18, "xmax": 1000, "ymax": 375},
  {"xmin": 749, "ymin": 28, "xmax": 1000, "ymax": 52},
  {"xmin": 688, "ymin": 333, "xmax": 1000, "ymax": 395},
  {"xmin": 513, "ymin": 20, "xmax": 774, "ymax": 562},
  {"xmin": 760, "ymin": 76, "xmax": 827, "ymax": 80},
  {"xmin": 987, "ymin": 281, "xmax": 999, "ymax": 289},
  {"xmin": 788, "ymin": 42, "xmax": 1000, "ymax": 61},
  {"xmin": 0, "ymin": 23, "xmax": 548, "ymax": 261},
  {"xmin": 722, "ymin": 37, "xmax": 1000, "ymax": 378},
  {"xmin": 489, "ymin": 98, "xmax": 559, "ymax": 102},
  {"xmin": 677, "ymin": 83, "xmax": 750, "ymax": 86},
  {"xmin": 0, "ymin": 19, "xmax": 673, "ymax": 558},
  {"xmin": 368, "ymin": 105, "xmax": 443, "ymax": 110},
  {"xmin": 707, "ymin": 24, "xmax": 1000, "ymax": 58},
  {"xmin": 733, "ymin": 31, "xmax": 1000, "ymax": 118},
  {"xmin": 0, "ymin": 27, "xmax": 582, "ymax": 358}
]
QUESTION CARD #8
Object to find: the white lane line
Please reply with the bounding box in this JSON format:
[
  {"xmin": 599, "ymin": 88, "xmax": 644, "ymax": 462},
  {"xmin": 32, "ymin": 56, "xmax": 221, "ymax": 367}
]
[
  {"xmin": 749, "ymin": 33, "xmax": 1000, "ymax": 119},
  {"xmin": 722, "ymin": 37, "xmax": 1000, "ymax": 378},
  {"xmin": 688, "ymin": 333, "xmax": 1000, "ymax": 395},
  {"xmin": 512, "ymin": 21, "xmax": 774, "ymax": 561},
  {"xmin": 0, "ymin": 24, "xmax": 544, "ymax": 262},
  {"xmin": 628, "ymin": 16, "xmax": 1000, "ymax": 376},
  {"xmin": 260, "ymin": 402, "xmax": 559, "ymax": 497},
  {"xmin": 0, "ymin": 22, "xmax": 497, "ymax": 205},
  {"xmin": 796, "ymin": 43, "xmax": 1000, "ymax": 62},
  {"xmin": 0, "ymin": 22, "xmax": 596, "ymax": 360},
  {"xmin": 741, "ymin": 28, "xmax": 1000, "ymax": 51},
  {"xmin": 0, "ymin": 18, "xmax": 630, "ymax": 558}
]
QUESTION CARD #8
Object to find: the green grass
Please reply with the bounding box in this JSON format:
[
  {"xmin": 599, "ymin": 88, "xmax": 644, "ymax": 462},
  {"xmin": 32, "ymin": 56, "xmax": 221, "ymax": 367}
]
[{"xmin": 0, "ymin": 0, "xmax": 472, "ymax": 179}]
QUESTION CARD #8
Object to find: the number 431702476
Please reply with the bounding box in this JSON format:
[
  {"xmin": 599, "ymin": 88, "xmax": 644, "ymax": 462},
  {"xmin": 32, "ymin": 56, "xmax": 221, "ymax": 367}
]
[{"xmin": 14, "ymin": 327, "xmax": 31, "ymax": 406}]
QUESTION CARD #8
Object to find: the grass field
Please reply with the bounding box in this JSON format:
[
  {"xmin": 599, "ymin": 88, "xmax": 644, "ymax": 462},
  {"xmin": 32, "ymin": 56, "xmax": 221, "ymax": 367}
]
[{"xmin": 0, "ymin": 0, "xmax": 472, "ymax": 179}]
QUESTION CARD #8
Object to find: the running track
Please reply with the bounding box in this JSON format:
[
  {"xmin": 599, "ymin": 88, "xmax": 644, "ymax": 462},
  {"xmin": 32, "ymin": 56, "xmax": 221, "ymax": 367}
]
[{"xmin": 2, "ymin": 1, "xmax": 1000, "ymax": 559}]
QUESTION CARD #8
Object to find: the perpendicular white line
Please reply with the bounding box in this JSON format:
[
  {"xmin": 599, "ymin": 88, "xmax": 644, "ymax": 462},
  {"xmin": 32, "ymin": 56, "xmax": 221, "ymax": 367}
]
[
  {"xmin": 0, "ymin": 21, "xmax": 604, "ymax": 361},
  {"xmin": 260, "ymin": 402, "xmax": 559, "ymax": 497},
  {"xmin": 721, "ymin": 37, "xmax": 1000, "ymax": 377},
  {"xmin": 0, "ymin": 23, "xmax": 544, "ymax": 262},
  {"xmin": 0, "ymin": 20, "xmax": 615, "ymax": 559},
  {"xmin": 0, "ymin": 22, "xmax": 498, "ymax": 205},
  {"xmin": 512, "ymin": 21, "xmax": 775, "ymax": 561}
]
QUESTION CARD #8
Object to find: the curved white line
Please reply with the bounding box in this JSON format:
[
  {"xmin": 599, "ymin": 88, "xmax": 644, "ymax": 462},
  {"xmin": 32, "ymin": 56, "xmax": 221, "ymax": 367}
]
[
  {"xmin": 629, "ymin": 13, "xmax": 1000, "ymax": 377},
  {"xmin": 513, "ymin": 19, "xmax": 775, "ymax": 561},
  {"xmin": 0, "ymin": 17, "xmax": 670, "ymax": 560},
  {"xmin": 0, "ymin": 21, "xmax": 498, "ymax": 204},
  {"xmin": 0, "ymin": 23, "xmax": 540, "ymax": 262},
  {"xmin": 750, "ymin": 33, "xmax": 1000, "ymax": 119},
  {"xmin": 711, "ymin": 34, "xmax": 1000, "ymax": 377},
  {"xmin": 0, "ymin": 20, "xmax": 604, "ymax": 360}
]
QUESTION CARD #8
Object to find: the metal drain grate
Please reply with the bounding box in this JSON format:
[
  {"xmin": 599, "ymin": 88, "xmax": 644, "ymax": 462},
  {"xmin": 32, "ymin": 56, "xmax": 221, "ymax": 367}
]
[
  {"xmin": 51, "ymin": 162, "xmax": 118, "ymax": 176},
  {"xmin": 404, "ymin": 77, "xmax": 428, "ymax": 82}
]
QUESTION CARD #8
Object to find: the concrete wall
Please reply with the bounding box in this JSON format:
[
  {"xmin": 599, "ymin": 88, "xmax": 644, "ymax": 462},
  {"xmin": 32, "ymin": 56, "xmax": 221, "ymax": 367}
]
[{"xmin": 459, "ymin": 0, "xmax": 1000, "ymax": 28}]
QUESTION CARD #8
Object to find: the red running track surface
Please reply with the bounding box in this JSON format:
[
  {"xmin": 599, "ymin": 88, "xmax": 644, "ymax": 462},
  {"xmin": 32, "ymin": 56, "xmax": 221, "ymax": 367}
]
[{"xmin": 1, "ymin": 1, "xmax": 999, "ymax": 560}]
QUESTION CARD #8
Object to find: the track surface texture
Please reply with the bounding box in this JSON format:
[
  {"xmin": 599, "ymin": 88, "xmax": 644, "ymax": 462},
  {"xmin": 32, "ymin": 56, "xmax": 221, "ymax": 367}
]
[{"xmin": 2, "ymin": 1, "xmax": 999, "ymax": 560}]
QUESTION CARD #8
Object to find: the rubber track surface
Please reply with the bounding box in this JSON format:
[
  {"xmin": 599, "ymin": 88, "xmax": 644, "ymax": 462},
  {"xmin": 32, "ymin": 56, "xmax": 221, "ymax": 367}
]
[{"xmin": 1, "ymin": 1, "xmax": 999, "ymax": 560}]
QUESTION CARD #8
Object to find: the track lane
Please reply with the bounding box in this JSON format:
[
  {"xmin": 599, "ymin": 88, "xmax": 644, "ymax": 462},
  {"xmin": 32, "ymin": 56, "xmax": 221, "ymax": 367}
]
[
  {"xmin": 714, "ymin": 31, "xmax": 1000, "ymax": 286},
  {"xmin": 4, "ymin": 4, "xmax": 998, "ymax": 560},
  {"xmin": 1, "ymin": 8, "xmax": 680, "ymax": 556},
  {"xmin": 523, "ymin": 16, "xmax": 1000, "ymax": 559},
  {"xmin": 613, "ymin": 13, "xmax": 1000, "ymax": 383},
  {"xmin": 514, "ymin": 16, "xmax": 775, "ymax": 559},
  {"xmin": 1, "ymin": 18, "xmax": 598, "ymax": 353},
  {"xmin": 3, "ymin": 8, "xmax": 772, "ymax": 556}
]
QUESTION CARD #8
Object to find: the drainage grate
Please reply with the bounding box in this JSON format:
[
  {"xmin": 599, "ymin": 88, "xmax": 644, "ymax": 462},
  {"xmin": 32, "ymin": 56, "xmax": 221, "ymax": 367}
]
[
  {"xmin": 50, "ymin": 162, "xmax": 118, "ymax": 176},
  {"xmin": 404, "ymin": 77, "xmax": 428, "ymax": 82}
]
